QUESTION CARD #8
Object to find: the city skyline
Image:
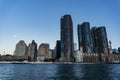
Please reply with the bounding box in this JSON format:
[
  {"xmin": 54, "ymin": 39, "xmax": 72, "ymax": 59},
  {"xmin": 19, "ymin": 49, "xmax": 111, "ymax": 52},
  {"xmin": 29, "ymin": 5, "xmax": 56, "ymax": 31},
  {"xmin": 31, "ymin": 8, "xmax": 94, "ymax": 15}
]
[{"xmin": 0, "ymin": 0, "xmax": 120, "ymax": 55}]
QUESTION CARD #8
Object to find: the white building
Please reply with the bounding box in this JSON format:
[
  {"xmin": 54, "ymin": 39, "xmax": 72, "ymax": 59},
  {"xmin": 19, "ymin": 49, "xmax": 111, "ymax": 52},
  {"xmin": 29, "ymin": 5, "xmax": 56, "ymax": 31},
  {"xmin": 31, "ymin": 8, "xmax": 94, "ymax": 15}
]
[{"xmin": 74, "ymin": 50, "xmax": 83, "ymax": 62}]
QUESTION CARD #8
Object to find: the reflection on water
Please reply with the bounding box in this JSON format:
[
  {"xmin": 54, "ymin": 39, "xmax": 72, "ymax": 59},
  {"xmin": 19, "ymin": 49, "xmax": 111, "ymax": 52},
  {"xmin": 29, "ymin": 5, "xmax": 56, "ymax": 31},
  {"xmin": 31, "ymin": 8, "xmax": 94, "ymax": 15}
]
[{"xmin": 0, "ymin": 64, "xmax": 120, "ymax": 80}]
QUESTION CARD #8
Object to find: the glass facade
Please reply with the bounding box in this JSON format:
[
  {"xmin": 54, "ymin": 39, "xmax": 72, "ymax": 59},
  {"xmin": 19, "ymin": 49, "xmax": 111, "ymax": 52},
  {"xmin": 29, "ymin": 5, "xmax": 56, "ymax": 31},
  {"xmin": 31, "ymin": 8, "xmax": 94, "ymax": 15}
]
[
  {"xmin": 60, "ymin": 15, "xmax": 74, "ymax": 62},
  {"xmin": 77, "ymin": 22, "xmax": 92, "ymax": 53}
]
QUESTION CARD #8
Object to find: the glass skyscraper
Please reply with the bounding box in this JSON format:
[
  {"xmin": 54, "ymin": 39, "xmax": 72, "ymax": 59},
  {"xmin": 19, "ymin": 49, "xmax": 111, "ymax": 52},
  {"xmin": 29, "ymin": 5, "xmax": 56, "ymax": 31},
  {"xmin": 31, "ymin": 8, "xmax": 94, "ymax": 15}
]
[
  {"xmin": 60, "ymin": 14, "xmax": 74, "ymax": 62},
  {"xmin": 91, "ymin": 27, "xmax": 99, "ymax": 53},
  {"xmin": 97, "ymin": 27, "xmax": 108, "ymax": 54},
  {"xmin": 77, "ymin": 22, "xmax": 92, "ymax": 53}
]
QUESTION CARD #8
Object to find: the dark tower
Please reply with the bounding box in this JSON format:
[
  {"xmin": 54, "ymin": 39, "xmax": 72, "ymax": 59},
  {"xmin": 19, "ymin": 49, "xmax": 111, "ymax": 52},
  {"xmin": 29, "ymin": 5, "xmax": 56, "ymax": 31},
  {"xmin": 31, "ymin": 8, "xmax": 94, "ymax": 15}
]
[
  {"xmin": 55, "ymin": 40, "xmax": 61, "ymax": 61},
  {"xmin": 77, "ymin": 22, "xmax": 92, "ymax": 53},
  {"xmin": 97, "ymin": 27, "xmax": 108, "ymax": 54},
  {"xmin": 60, "ymin": 14, "xmax": 74, "ymax": 62},
  {"xmin": 96, "ymin": 27, "xmax": 109, "ymax": 62},
  {"xmin": 32, "ymin": 40, "xmax": 37, "ymax": 61},
  {"xmin": 91, "ymin": 27, "xmax": 99, "ymax": 53},
  {"xmin": 77, "ymin": 24, "xmax": 83, "ymax": 51}
]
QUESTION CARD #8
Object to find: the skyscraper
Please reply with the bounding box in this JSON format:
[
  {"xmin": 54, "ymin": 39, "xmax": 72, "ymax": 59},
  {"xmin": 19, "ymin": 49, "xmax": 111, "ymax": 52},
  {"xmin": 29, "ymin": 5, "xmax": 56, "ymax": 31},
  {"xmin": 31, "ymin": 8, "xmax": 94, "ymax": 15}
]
[
  {"xmin": 91, "ymin": 27, "xmax": 99, "ymax": 53},
  {"xmin": 91, "ymin": 26, "xmax": 109, "ymax": 62},
  {"xmin": 60, "ymin": 14, "xmax": 74, "ymax": 62},
  {"xmin": 37, "ymin": 43, "xmax": 50, "ymax": 61},
  {"xmin": 77, "ymin": 24, "xmax": 83, "ymax": 51},
  {"xmin": 97, "ymin": 27, "xmax": 108, "ymax": 54},
  {"xmin": 14, "ymin": 40, "xmax": 27, "ymax": 56},
  {"xmin": 28, "ymin": 40, "xmax": 37, "ymax": 61},
  {"xmin": 77, "ymin": 22, "xmax": 92, "ymax": 53}
]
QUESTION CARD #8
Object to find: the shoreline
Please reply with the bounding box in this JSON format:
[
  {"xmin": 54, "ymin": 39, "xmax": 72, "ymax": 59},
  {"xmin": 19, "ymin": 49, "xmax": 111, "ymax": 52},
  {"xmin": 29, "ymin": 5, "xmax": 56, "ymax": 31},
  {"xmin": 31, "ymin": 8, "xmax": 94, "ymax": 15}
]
[{"xmin": 0, "ymin": 61, "xmax": 120, "ymax": 64}]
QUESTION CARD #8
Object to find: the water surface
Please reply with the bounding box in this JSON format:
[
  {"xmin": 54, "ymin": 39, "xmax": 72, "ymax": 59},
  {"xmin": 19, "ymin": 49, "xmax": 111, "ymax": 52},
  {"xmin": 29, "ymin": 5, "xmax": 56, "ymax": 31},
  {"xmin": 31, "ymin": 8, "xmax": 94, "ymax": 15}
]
[{"xmin": 0, "ymin": 63, "xmax": 120, "ymax": 80}]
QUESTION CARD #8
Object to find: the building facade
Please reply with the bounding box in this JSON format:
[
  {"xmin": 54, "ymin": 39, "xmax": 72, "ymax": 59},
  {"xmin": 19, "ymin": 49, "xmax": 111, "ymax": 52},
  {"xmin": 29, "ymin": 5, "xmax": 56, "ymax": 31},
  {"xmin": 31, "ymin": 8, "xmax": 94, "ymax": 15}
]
[
  {"xmin": 14, "ymin": 40, "xmax": 27, "ymax": 56},
  {"xmin": 91, "ymin": 26, "xmax": 109, "ymax": 62},
  {"xmin": 97, "ymin": 27, "xmax": 108, "ymax": 54},
  {"xmin": 74, "ymin": 50, "xmax": 83, "ymax": 62},
  {"xmin": 60, "ymin": 14, "xmax": 74, "ymax": 62},
  {"xmin": 91, "ymin": 27, "xmax": 99, "ymax": 53},
  {"xmin": 37, "ymin": 43, "xmax": 49, "ymax": 61},
  {"xmin": 55, "ymin": 40, "xmax": 61, "ymax": 60},
  {"xmin": 77, "ymin": 22, "xmax": 92, "ymax": 53},
  {"xmin": 28, "ymin": 40, "xmax": 37, "ymax": 61}
]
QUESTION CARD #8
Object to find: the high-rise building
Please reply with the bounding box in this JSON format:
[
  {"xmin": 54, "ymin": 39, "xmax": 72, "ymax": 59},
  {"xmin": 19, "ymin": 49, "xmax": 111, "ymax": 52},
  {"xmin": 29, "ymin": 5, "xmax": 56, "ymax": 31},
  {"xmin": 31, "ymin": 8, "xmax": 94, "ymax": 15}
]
[
  {"xmin": 91, "ymin": 27, "xmax": 99, "ymax": 53},
  {"xmin": 28, "ymin": 40, "xmax": 37, "ymax": 61},
  {"xmin": 97, "ymin": 27, "xmax": 108, "ymax": 54},
  {"xmin": 37, "ymin": 43, "xmax": 49, "ymax": 61},
  {"xmin": 91, "ymin": 26, "xmax": 109, "ymax": 54},
  {"xmin": 77, "ymin": 24, "xmax": 82, "ymax": 51},
  {"xmin": 60, "ymin": 14, "xmax": 74, "ymax": 62},
  {"xmin": 77, "ymin": 22, "xmax": 92, "ymax": 53},
  {"xmin": 91, "ymin": 26, "xmax": 109, "ymax": 62},
  {"xmin": 14, "ymin": 40, "xmax": 27, "ymax": 56}
]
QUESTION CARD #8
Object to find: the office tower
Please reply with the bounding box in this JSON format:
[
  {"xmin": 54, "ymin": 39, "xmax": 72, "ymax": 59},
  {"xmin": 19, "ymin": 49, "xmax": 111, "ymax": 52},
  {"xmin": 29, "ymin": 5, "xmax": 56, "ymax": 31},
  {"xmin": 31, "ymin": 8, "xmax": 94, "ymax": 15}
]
[
  {"xmin": 28, "ymin": 40, "xmax": 37, "ymax": 61},
  {"xmin": 60, "ymin": 14, "xmax": 74, "ymax": 62},
  {"xmin": 14, "ymin": 40, "xmax": 27, "ymax": 56},
  {"xmin": 55, "ymin": 40, "xmax": 61, "ymax": 60},
  {"xmin": 91, "ymin": 26, "xmax": 109, "ymax": 62},
  {"xmin": 97, "ymin": 27, "xmax": 108, "ymax": 54},
  {"xmin": 77, "ymin": 24, "xmax": 83, "ymax": 51},
  {"xmin": 91, "ymin": 27, "xmax": 99, "ymax": 53},
  {"xmin": 37, "ymin": 43, "xmax": 49, "ymax": 61},
  {"xmin": 77, "ymin": 22, "xmax": 92, "ymax": 53}
]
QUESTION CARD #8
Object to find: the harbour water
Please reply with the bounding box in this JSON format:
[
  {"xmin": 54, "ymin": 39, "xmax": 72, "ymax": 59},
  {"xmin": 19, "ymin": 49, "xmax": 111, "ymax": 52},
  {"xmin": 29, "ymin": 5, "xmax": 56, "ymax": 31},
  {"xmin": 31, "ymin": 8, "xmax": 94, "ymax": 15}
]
[{"xmin": 0, "ymin": 63, "xmax": 120, "ymax": 80}]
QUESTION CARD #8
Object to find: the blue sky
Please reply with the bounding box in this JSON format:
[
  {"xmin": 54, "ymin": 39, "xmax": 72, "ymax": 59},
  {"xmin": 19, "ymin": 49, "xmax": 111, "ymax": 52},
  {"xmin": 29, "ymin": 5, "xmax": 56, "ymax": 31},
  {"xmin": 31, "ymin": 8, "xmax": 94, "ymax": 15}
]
[{"xmin": 0, "ymin": 0, "xmax": 120, "ymax": 54}]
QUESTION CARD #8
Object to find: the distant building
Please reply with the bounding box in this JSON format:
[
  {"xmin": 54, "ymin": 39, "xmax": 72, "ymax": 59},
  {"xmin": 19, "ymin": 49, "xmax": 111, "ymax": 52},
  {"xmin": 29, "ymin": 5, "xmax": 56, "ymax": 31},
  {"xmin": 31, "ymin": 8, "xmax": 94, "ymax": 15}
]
[
  {"xmin": 118, "ymin": 47, "xmax": 120, "ymax": 53},
  {"xmin": 49, "ymin": 49, "xmax": 54, "ymax": 59},
  {"xmin": 77, "ymin": 24, "xmax": 83, "ymax": 51},
  {"xmin": 74, "ymin": 50, "xmax": 83, "ymax": 62},
  {"xmin": 28, "ymin": 40, "xmax": 37, "ymax": 61},
  {"xmin": 77, "ymin": 22, "xmax": 92, "ymax": 53},
  {"xmin": 52, "ymin": 48, "xmax": 56, "ymax": 59},
  {"xmin": 37, "ymin": 43, "xmax": 49, "ymax": 61},
  {"xmin": 112, "ymin": 49, "xmax": 118, "ymax": 54},
  {"xmin": 97, "ymin": 27, "xmax": 108, "ymax": 54},
  {"xmin": 60, "ymin": 14, "xmax": 74, "ymax": 62},
  {"xmin": 91, "ymin": 27, "xmax": 99, "ymax": 53},
  {"xmin": 14, "ymin": 40, "xmax": 27, "ymax": 56},
  {"xmin": 74, "ymin": 43, "xmax": 77, "ymax": 52},
  {"xmin": 90, "ymin": 26, "xmax": 109, "ymax": 62},
  {"xmin": 55, "ymin": 40, "xmax": 61, "ymax": 60}
]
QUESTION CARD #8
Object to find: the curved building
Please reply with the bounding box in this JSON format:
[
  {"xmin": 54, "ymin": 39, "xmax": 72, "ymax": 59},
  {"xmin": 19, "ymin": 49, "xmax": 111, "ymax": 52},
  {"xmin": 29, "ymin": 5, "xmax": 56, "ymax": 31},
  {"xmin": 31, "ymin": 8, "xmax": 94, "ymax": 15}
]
[
  {"xmin": 60, "ymin": 14, "xmax": 74, "ymax": 62},
  {"xmin": 77, "ymin": 22, "xmax": 92, "ymax": 53},
  {"xmin": 97, "ymin": 27, "xmax": 108, "ymax": 54}
]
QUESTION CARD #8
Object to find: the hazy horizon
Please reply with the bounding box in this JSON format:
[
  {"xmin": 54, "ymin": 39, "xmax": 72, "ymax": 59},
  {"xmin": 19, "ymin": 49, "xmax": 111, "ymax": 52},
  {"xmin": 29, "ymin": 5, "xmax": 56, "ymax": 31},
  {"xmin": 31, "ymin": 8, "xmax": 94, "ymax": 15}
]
[{"xmin": 0, "ymin": 0, "xmax": 120, "ymax": 55}]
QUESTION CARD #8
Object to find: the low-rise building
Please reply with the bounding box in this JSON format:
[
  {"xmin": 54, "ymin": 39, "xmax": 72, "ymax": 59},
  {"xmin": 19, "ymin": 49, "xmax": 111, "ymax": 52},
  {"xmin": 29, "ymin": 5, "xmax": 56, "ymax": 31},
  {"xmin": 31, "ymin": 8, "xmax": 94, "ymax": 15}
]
[{"xmin": 74, "ymin": 50, "xmax": 83, "ymax": 62}]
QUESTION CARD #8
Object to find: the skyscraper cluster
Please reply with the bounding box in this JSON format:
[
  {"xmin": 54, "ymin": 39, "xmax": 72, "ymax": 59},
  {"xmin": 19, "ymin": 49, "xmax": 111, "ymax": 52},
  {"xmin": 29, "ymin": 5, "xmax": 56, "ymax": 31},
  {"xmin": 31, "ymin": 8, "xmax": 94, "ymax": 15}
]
[
  {"xmin": 78, "ymin": 23, "xmax": 109, "ymax": 62},
  {"xmin": 14, "ymin": 14, "xmax": 109, "ymax": 62},
  {"xmin": 78, "ymin": 23, "xmax": 109, "ymax": 54}
]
